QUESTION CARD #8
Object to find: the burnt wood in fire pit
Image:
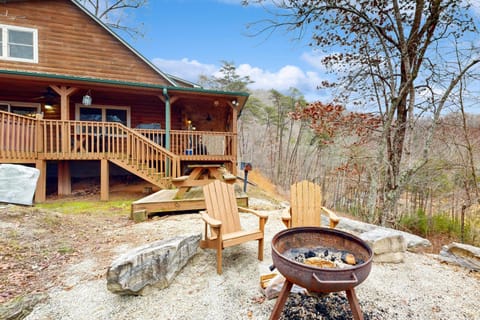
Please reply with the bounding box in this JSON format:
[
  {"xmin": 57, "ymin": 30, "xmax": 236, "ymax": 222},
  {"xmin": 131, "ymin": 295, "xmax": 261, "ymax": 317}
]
[{"xmin": 269, "ymin": 227, "xmax": 373, "ymax": 320}]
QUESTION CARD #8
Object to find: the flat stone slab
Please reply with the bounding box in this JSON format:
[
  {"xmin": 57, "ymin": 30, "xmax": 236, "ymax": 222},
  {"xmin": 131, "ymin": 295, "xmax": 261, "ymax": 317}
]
[
  {"xmin": 107, "ymin": 233, "xmax": 201, "ymax": 295},
  {"xmin": 439, "ymin": 242, "xmax": 480, "ymax": 271}
]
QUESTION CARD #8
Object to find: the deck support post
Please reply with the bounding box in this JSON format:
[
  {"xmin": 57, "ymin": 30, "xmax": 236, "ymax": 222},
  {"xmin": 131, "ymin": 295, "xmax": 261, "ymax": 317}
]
[
  {"xmin": 57, "ymin": 161, "xmax": 71, "ymax": 195},
  {"xmin": 35, "ymin": 160, "xmax": 47, "ymax": 203},
  {"xmin": 100, "ymin": 159, "xmax": 109, "ymax": 201}
]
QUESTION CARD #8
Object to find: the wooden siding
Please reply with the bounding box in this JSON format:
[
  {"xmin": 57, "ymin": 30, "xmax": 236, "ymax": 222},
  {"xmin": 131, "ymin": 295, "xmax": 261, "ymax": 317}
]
[{"xmin": 0, "ymin": 0, "xmax": 171, "ymax": 86}]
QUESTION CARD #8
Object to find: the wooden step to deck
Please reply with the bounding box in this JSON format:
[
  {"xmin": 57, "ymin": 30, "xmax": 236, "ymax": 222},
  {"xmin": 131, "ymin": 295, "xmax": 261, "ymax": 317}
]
[{"xmin": 131, "ymin": 185, "xmax": 248, "ymax": 217}]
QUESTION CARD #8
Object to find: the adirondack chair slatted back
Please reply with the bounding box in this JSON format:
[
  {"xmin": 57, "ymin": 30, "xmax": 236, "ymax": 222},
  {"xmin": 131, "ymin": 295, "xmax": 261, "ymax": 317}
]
[
  {"xmin": 290, "ymin": 180, "xmax": 323, "ymax": 227},
  {"xmin": 201, "ymin": 180, "xmax": 268, "ymax": 274},
  {"xmin": 203, "ymin": 180, "xmax": 242, "ymax": 234}
]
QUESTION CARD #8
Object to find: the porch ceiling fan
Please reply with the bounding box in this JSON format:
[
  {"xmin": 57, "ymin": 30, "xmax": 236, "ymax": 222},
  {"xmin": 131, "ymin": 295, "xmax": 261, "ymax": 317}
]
[{"xmin": 32, "ymin": 87, "xmax": 58, "ymax": 101}]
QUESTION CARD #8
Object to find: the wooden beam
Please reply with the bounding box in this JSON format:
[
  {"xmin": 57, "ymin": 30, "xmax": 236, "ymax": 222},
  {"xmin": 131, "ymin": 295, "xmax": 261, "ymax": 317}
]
[
  {"xmin": 35, "ymin": 160, "xmax": 46, "ymax": 203},
  {"xmin": 57, "ymin": 161, "xmax": 71, "ymax": 195},
  {"xmin": 158, "ymin": 94, "xmax": 179, "ymax": 105},
  {"xmin": 100, "ymin": 159, "xmax": 109, "ymax": 201},
  {"xmin": 50, "ymin": 85, "xmax": 78, "ymax": 120}
]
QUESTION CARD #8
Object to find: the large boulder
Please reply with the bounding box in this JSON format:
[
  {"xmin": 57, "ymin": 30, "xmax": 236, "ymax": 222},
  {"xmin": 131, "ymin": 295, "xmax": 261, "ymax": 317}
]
[
  {"xmin": 0, "ymin": 164, "xmax": 40, "ymax": 206},
  {"xmin": 326, "ymin": 216, "xmax": 432, "ymax": 250},
  {"xmin": 360, "ymin": 229, "xmax": 407, "ymax": 263},
  {"xmin": 439, "ymin": 242, "xmax": 480, "ymax": 271},
  {"xmin": 0, "ymin": 293, "xmax": 47, "ymax": 320},
  {"xmin": 107, "ymin": 233, "xmax": 201, "ymax": 295}
]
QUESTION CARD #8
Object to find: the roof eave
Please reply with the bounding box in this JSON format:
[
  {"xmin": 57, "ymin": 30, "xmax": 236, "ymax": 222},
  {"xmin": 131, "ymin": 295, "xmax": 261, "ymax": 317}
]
[{"xmin": 0, "ymin": 69, "xmax": 248, "ymax": 97}]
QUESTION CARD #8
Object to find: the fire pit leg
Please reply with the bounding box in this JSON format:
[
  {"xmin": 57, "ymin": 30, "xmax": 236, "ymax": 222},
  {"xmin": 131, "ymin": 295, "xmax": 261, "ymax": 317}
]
[
  {"xmin": 269, "ymin": 279, "xmax": 293, "ymax": 320},
  {"xmin": 345, "ymin": 288, "xmax": 364, "ymax": 320}
]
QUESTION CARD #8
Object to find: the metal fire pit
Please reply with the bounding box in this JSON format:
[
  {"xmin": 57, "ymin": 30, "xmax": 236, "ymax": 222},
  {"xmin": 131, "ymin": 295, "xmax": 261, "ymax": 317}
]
[{"xmin": 269, "ymin": 227, "xmax": 373, "ymax": 320}]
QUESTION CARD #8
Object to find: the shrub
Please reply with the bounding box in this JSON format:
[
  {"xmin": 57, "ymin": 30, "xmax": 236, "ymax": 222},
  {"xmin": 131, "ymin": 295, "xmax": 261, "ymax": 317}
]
[{"xmin": 400, "ymin": 209, "xmax": 476, "ymax": 245}]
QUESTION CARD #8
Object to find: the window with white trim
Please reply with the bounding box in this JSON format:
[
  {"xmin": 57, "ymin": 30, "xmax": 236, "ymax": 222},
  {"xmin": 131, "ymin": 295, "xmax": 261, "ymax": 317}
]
[
  {"xmin": 75, "ymin": 104, "xmax": 130, "ymax": 127},
  {"xmin": 0, "ymin": 24, "xmax": 38, "ymax": 63},
  {"xmin": 0, "ymin": 101, "xmax": 41, "ymax": 117}
]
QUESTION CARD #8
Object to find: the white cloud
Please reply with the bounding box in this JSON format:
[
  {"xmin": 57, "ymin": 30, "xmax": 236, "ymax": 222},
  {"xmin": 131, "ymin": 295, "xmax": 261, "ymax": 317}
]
[
  {"xmin": 151, "ymin": 57, "xmax": 217, "ymax": 83},
  {"xmin": 236, "ymin": 63, "xmax": 322, "ymax": 92},
  {"xmin": 300, "ymin": 51, "xmax": 328, "ymax": 71},
  {"xmin": 152, "ymin": 56, "xmax": 330, "ymax": 102}
]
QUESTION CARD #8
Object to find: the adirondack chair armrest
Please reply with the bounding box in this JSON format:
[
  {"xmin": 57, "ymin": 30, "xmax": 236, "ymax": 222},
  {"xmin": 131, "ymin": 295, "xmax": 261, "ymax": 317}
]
[
  {"xmin": 238, "ymin": 206, "xmax": 268, "ymax": 220},
  {"xmin": 321, "ymin": 206, "xmax": 340, "ymax": 228},
  {"xmin": 281, "ymin": 207, "xmax": 292, "ymax": 225},
  {"xmin": 200, "ymin": 211, "xmax": 222, "ymax": 228}
]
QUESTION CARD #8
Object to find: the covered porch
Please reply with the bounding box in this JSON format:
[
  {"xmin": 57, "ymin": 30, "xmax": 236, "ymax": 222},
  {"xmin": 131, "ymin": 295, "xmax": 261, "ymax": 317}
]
[{"xmin": 0, "ymin": 71, "xmax": 248, "ymax": 202}]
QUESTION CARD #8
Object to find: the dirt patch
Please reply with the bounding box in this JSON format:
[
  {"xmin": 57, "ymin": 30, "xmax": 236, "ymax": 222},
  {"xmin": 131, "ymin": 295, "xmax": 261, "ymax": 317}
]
[
  {"xmin": 0, "ymin": 175, "xmax": 283, "ymax": 307},
  {"xmin": 0, "ymin": 205, "xmax": 130, "ymax": 304}
]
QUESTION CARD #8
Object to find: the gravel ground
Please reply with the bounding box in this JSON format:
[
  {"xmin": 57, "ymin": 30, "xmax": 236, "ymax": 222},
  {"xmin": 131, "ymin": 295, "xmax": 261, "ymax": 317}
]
[{"xmin": 25, "ymin": 198, "xmax": 480, "ymax": 320}]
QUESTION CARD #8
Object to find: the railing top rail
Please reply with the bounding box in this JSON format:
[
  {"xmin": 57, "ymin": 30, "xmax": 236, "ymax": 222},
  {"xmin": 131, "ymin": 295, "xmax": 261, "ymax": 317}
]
[
  {"xmin": 134, "ymin": 128, "xmax": 234, "ymax": 135},
  {"xmin": 0, "ymin": 110, "xmax": 39, "ymax": 122},
  {"xmin": 50, "ymin": 120, "xmax": 180, "ymax": 159}
]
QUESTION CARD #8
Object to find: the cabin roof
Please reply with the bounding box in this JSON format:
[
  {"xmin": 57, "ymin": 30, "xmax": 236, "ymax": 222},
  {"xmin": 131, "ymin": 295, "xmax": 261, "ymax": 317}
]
[
  {"xmin": 0, "ymin": 68, "xmax": 250, "ymax": 98},
  {"xmin": 0, "ymin": 0, "xmax": 249, "ymax": 108},
  {"xmin": 68, "ymin": 0, "xmax": 178, "ymax": 87}
]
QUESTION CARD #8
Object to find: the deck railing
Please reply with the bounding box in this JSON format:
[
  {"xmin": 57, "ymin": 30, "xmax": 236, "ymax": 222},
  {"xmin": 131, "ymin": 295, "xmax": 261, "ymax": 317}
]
[
  {"xmin": 0, "ymin": 111, "xmax": 38, "ymax": 161},
  {"xmin": 40, "ymin": 120, "xmax": 181, "ymax": 179},
  {"xmin": 134, "ymin": 129, "xmax": 235, "ymax": 157},
  {"xmin": 1, "ymin": 111, "xmax": 236, "ymax": 179}
]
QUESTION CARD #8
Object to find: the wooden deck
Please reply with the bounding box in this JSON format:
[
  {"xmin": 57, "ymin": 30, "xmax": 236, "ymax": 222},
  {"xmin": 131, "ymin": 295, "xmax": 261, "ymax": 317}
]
[{"xmin": 130, "ymin": 185, "xmax": 248, "ymax": 217}]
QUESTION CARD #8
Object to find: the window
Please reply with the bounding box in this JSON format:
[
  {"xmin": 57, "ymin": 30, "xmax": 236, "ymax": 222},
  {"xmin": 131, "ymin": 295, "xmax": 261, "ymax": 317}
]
[
  {"xmin": 0, "ymin": 24, "xmax": 38, "ymax": 63},
  {"xmin": 75, "ymin": 104, "xmax": 130, "ymax": 127},
  {"xmin": 0, "ymin": 101, "xmax": 41, "ymax": 117}
]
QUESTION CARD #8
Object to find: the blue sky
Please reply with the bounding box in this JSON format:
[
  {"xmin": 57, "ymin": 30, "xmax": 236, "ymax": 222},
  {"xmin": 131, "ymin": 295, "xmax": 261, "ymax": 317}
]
[
  {"xmin": 112, "ymin": 0, "xmax": 480, "ymax": 107},
  {"xmin": 117, "ymin": 0, "xmax": 329, "ymax": 102}
]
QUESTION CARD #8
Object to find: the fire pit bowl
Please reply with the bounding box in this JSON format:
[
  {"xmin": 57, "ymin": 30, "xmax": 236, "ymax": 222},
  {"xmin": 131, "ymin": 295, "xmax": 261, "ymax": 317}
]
[
  {"xmin": 272, "ymin": 226, "xmax": 373, "ymax": 293},
  {"xmin": 269, "ymin": 227, "xmax": 373, "ymax": 320}
]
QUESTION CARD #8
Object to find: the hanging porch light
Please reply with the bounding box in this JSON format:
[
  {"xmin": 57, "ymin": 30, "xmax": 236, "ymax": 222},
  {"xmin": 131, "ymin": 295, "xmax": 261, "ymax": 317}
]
[{"xmin": 82, "ymin": 90, "xmax": 92, "ymax": 106}]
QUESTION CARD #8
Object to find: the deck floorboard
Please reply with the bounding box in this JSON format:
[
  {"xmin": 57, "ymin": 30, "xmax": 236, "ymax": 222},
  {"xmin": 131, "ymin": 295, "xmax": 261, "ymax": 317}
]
[{"xmin": 131, "ymin": 186, "xmax": 248, "ymax": 216}]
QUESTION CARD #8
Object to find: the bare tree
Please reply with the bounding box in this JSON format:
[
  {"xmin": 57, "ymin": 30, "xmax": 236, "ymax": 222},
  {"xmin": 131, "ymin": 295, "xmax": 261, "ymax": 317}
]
[
  {"xmin": 243, "ymin": 0, "xmax": 480, "ymax": 225},
  {"xmin": 76, "ymin": 0, "xmax": 147, "ymax": 38}
]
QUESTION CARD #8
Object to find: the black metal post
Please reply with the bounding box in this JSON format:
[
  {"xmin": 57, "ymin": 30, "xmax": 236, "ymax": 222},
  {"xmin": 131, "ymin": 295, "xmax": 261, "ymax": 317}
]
[{"xmin": 244, "ymin": 170, "xmax": 249, "ymax": 192}]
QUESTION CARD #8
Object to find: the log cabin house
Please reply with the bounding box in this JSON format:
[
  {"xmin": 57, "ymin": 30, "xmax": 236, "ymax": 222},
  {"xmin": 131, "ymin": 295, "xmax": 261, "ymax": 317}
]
[{"xmin": 0, "ymin": 0, "xmax": 248, "ymax": 202}]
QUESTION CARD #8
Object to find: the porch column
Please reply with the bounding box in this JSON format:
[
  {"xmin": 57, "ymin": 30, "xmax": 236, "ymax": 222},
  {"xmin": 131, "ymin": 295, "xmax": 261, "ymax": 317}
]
[
  {"xmin": 57, "ymin": 161, "xmax": 71, "ymax": 195},
  {"xmin": 35, "ymin": 160, "xmax": 47, "ymax": 203},
  {"xmin": 100, "ymin": 159, "xmax": 109, "ymax": 201},
  {"xmin": 159, "ymin": 91, "xmax": 179, "ymax": 177},
  {"xmin": 159, "ymin": 90, "xmax": 179, "ymax": 152},
  {"xmin": 162, "ymin": 89, "xmax": 171, "ymax": 150},
  {"xmin": 51, "ymin": 85, "xmax": 78, "ymax": 120},
  {"xmin": 51, "ymin": 85, "xmax": 78, "ymax": 153},
  {"xmin": 228, "ymin": 101, "xmax": 239, "ymax": 176}
]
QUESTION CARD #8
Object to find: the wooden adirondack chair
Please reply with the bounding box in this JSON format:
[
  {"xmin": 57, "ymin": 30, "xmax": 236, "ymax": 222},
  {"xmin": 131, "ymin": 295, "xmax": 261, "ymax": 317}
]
[
  {"xmin": 282, "ymin": 180, "xmax": 340, "ymax": 229},
  {"xmin": 200, "ymin": 180, "xmax": 268, "ymax": 274}
]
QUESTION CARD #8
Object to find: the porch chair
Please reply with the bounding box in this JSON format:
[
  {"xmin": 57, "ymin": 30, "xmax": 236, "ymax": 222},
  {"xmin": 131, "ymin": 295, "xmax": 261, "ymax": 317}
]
[
  {"xmin": 200, "ymin": 180, "xmax": 268, "ymax": 274},
  {"xmin": 282, "ymin": 180, "xmax": 340, "ymax": 229}
]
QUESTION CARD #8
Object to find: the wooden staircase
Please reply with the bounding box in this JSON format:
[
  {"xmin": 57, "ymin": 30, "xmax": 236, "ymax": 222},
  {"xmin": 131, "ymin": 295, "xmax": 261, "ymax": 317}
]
[
  {"xmin": 105, "ymin": 124, "xmax": 181, "ymax": 190},
  {"xmin": 110, "ymin": 158, "xmax": 172, "ymax": 189},
  {"xmin": 0, "ymin": 111, "xmax": 181, "ymax": 190}
]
